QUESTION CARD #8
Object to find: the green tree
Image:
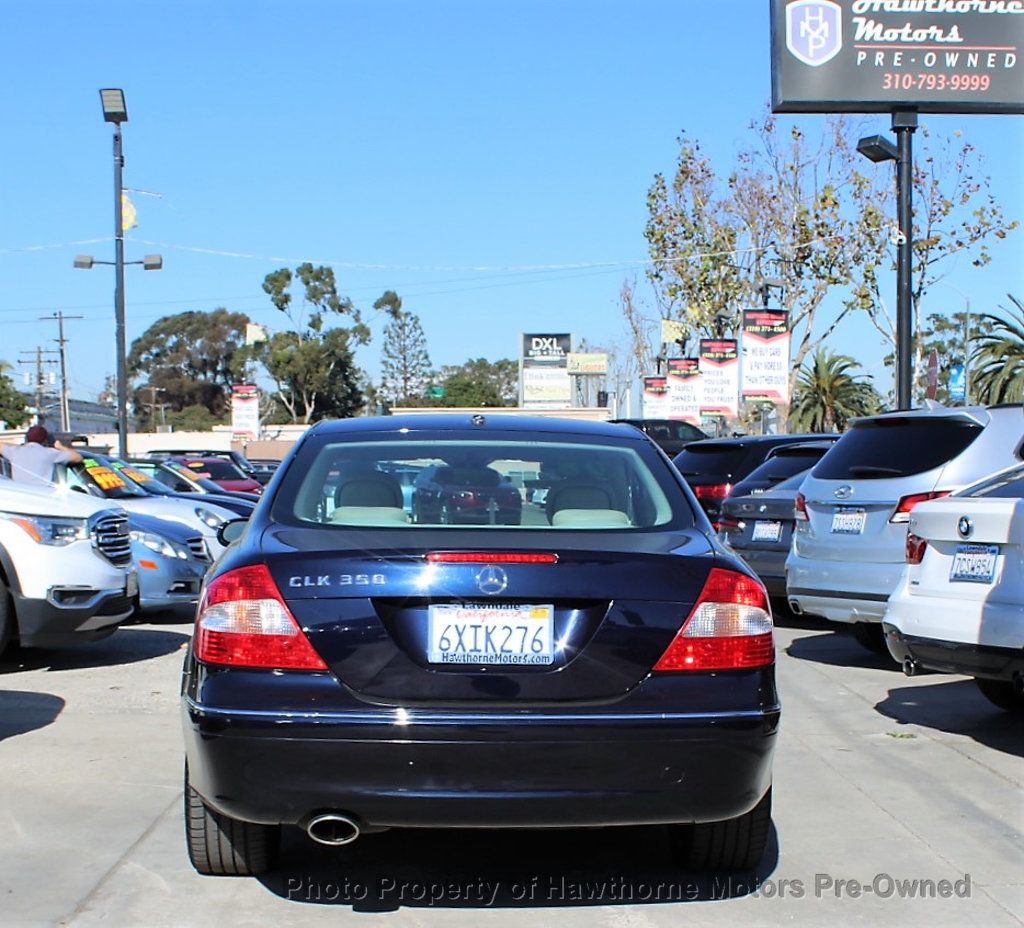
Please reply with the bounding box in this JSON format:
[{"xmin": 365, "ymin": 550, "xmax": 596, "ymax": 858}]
[
  {"xmin": 164, "ymin": 404, "xmax": 221, "ymax": 432},
  {"xmin": 0, "ymin": 362, "xmax": 29, "ymax": 428},
  {"xmin": 128, "ymin": 308, "xmax": 251, "ymax": 427},
  {"xmin": 972, "ymin": 295, "xmax": 1024, "ymax": 405},
  {"xmin": 377, "ymin": 292, "xmax": 432, "ymax": 405},
  {"xmin": 246, "ymin": 264, "xmax": 369, "ymax": 423},
  {"xmin": 438, "ymin": 372, "xmax": 504, "ymax": 407},
  {"xmin": 645, "ymin": 114, "xmax": 1017, "ymax": 402},
  {"xmin": 436, "ymin": 358, "xmax": 518, "ymax": 406},
  {"xmin": 887, "ymin": 310, "xmax": 975, "ymax": 404},
  {"xmin": 789, "ymin": 350, "xmax": 880, "ymax": 433}
]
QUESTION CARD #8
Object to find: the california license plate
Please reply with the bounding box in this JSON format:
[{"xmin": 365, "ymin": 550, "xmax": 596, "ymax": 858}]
[
  {"xmin": 949, "ymin": 544, "xmax": 998, "ymax": 583},
  {"xmin": 751, "ymin": 520, "xmax": 783, "ymax": 543},
  {"xmin": 830, "ymin": 508, "xmax": 866, "ymax": 534},
  {"xmin": 428, "ymin": 603, "xmax": 554, "ymax": 665}
]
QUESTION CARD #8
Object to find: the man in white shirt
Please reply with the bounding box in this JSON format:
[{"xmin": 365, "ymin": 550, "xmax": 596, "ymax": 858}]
[{"xmin": 1, "ymin": 426, "xmax": 83, "ymax": 486}]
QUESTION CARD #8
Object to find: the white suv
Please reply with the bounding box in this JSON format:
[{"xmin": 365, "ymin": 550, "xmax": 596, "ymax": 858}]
[
  {"xmin": 786, "ymin": 404, "xmax": 1024, "ymax": 652},
  {"xmin": 0, "ymin": 478, "xmax": 137, "ymax": 657}
]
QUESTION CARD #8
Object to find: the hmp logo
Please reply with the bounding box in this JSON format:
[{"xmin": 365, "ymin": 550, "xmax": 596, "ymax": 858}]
[{"xmin": 785, "ymin": 0, "xmax": 843, "ymax": 67}]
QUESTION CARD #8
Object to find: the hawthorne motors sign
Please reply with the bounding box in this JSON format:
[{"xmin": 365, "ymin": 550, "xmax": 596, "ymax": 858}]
[{"xmin": 771, "ymin": 0, "xmax": 1024, "ymax": 113}]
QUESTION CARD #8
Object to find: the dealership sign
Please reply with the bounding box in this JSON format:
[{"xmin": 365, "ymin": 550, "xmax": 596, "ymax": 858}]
[
  {"xmin": 521, "ymin": 333, "xmax": 573, "ymax": 408},
  {"xmin": 230, "ymin": 384, "xmax": 260, "ymax": 439},
  {"xmin": 642, "ymin": 375, "xmax": 670, "ymax": 418},
  {"xmin": 771, "ymin": 0, "xmax": 1024, "ymax": 114},
  {"xmin": 699, "ymin": 339, "xmax": 740, "ymax": 419},
  {"xmin": 741, "ymin": 309, "xmax": 792, "ymax": 404},
  {"xmin": 666, "ymin": 358, "xmax": 703, "ymax": 426}
]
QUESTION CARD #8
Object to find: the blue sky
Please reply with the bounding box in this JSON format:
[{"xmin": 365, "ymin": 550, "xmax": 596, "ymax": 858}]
[{"xmin": 2, "ymin": 0, "xmax": 1022, "ymax": 404}]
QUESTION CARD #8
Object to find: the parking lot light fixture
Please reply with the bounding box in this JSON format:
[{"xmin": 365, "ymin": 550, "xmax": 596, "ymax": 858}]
[
  {"xmin": 857, "ymin": 113, "xmax": 918, "ymax": 411},
  {"xmin": 99, "ymin": 88, "xmax": 127, "ymax": 124}
]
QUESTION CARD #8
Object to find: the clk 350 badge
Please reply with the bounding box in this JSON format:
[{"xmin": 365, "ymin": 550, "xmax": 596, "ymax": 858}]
[{"xmin": 287, "ymin": 574, "xmax": 386, "ymax": 588}]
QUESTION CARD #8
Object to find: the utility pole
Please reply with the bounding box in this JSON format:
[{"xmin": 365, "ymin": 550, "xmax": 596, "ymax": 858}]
[
  {"xmin": 19, "ymin": 347, "xmax": 59, "ymax": 427},
  {"xmin": 41, "ymin": 312, "xmax": 84, "ymax": 432},
  {"xmin": 144, "ymin": 384, "xmax": 165, "ymax": 430}
]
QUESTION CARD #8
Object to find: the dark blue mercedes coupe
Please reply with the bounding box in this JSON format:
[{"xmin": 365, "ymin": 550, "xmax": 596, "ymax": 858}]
[{"xmin": 181, "ymin": 415, "xmax": 779, "ymax": 876}]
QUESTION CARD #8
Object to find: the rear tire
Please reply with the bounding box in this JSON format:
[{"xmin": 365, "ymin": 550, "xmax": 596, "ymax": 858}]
[
  {"xmin": 184, "ymin": 765, "xmax": 279, "ymax": 876},
  {"xmin": 851, "ymin": 622, "xmax": 887, "ymax": 654},
  {"xmin": 975, "ymin": 678, "xmax": 1024, "ymax": 714},
  {"xmin": 671, "ymin": 788, "xmax": 772, "ymax": 872}
]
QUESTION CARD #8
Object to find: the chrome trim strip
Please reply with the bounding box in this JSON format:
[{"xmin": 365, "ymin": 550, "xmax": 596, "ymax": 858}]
[{"xmin": 184, "ymin": 696, "xmax": 778, "ymax": 725}]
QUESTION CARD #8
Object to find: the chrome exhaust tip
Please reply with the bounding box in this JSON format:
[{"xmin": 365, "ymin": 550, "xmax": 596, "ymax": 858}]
[
  {"xmin": 788, "ymin": 600, "xmax": 802, "ymax": 615},
  {"xmin": 306, "ymin": 813, "xmax": 360, "ymax": 846},
  {"xmin": 902, "ymin": 658, "xmax": 919, "ymax": 677}
]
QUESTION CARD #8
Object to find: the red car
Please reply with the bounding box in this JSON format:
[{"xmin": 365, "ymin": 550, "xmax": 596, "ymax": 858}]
[{"xmin": 173, "ymin": 457, "xmax": 263, "ymax": 495}]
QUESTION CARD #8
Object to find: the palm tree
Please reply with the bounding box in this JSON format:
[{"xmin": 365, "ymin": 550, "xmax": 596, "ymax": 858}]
[
  {"xmin": 789, "ymin": 349, "xmax": 880, "ymax": 432},
  {"xmin": 971, "ymin": 295, "xmax": 1024, "ymax": 405}
]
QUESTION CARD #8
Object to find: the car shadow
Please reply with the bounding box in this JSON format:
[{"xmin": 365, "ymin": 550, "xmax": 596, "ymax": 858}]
[
  {"xmin": 0, "ymin": 627, "xmax": 190, "ymax": 674},
  {"xmin": 785, "ymin": 630, "xmax": 902, "ymax": 671},
  {"xmin": 875, "ymin": 679, "xmax": 1024, "ymax": 758},
  {"xmin": 258, "ymin": 822, "xmax": 780, "ymax": 910},
  {"xmin": 0, "ymin": 689, "xmax": 64, "ymax": 740}
]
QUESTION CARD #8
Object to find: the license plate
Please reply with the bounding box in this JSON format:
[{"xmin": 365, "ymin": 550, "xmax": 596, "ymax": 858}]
[
  {"xmin": 751, "ymin": 520, "xmax": 782, "ymax": 543},
  {"xmin": 949, "ymin": 544, "xmax": 998, "ymax": 584},
  {"xmin": 428, "ymin": 603, "xmax": 554, "ymax": 665},
  {"xmin": 126, "ymin": 571, "xmax": 139, "ymax": 598},
  {"xmin": 830, "ymin": 508, "xmax": 866, "ymax": 534}
]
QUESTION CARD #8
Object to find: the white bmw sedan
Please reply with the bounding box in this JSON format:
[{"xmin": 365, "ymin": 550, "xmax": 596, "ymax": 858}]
[{"xmin": 883, "ymin": 462, "xmax": 1024, "ymax": 714}]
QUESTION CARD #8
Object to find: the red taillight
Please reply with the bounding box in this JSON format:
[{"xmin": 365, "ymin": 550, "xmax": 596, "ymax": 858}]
[
  {"xmin": 693, "ymin": 483, "xmax": 732, "ymax": 502},
  {"xmin": 426, "ymin": 551, "xmax": 558, "ymax": 564},
  {"xmin": 653, "ymin": 568, "xmax": 774, "ymax": 672},
  {"xmin": 890, "ymin": 490, "xmax": 950, "ymax": 524},
  {"xmin": 194, "ymin": 564, "xmax": 327, "ymax": 670},
  {"xmin": 794, "ymin": 492, "xmax": 808, "ymax": 522},
  {"xmin": 905, "ymin": 532, "xmax": 928, "ymax": 564},
  {"xmin": 718, "ymin": 516, "xmax": 743, "ymax": 533}
]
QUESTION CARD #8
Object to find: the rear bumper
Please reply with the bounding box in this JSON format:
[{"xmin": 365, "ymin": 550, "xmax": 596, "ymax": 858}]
[
  {"xmin": 786, "ymin": 552, "xmax": 900, "ymax": 624},
  {"xmin": 883, "ymin": 625, "xmax": 1024, "ymax": 681},
  {"xmin": 183, "ymin": 699, "xmax": 779, "ymax": 830}
]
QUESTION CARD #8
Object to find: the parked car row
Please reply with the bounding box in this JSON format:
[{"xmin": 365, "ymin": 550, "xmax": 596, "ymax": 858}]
[
  {"xmin": 0, "ymin": 444, "xmax": 267, "ymax": 658},
  {"xmin": 695, "ymin": 403, "xmax": 1023, "ymax": 715}
]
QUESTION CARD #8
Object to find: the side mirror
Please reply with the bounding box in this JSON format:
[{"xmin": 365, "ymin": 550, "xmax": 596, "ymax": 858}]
[{"xmin": 217, "ymin": 518, "xmax": 249, "ymax": 546}]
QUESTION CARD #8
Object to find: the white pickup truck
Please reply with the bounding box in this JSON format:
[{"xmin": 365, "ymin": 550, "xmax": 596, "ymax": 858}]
[{"xmin": 0, "ymin": 478, "xmax": 137, "ymax": 657}]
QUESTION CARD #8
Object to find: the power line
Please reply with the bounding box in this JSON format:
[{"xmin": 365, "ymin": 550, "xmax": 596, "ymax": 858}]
[{"xmin": 40, "ymin": 312, "xmax": 84, "ymax": 432}]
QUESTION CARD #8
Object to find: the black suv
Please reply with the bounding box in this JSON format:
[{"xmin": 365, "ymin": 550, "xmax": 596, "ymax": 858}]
[
  {"xmin": 672, "ymin": 434, "xmax": 836, "ymax": 527},
  {"xmin": 610, "ymin": 419, "xmax": 707, "ymax": 457}
]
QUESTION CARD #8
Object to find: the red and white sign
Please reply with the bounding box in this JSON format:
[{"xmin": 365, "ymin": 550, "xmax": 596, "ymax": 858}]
[
  {"xmin": 741, "ymin": 309, "xmax": 791, "ymax": 404},
  {"xmin": 699, "ymin": 339, "xmax": 739, "ymax": 418},
  {"xmin": 642, "ymin": 375, "xmax": 670, "ymax": 418},
  {"xmin": 666, "ymin": 358, "xmax": 703, "ymax": 426},
  {"xmin": 231, "ymin": 384, "xmax": 260, "ymax": 439}
]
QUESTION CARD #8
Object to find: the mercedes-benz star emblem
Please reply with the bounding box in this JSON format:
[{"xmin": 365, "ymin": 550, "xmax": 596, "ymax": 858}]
[
  {"xmin": 475, "ymin": 565, "xmax": 508, "ymax": 596},
  {"xmin": 957, "ymin": 516, "xmax": 973, "ymax": 539},
  {"xmin": 834, "ymin": 485, "xmax": 853, "ymax": 500}
]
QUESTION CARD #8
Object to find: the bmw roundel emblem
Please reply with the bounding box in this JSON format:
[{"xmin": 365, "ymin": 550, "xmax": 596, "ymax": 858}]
[
  {"xmin": 957, "ymin": 516, "xmax": 972, "ymax": 539},
  {"xmin": 475, "ymin": 565, "xmax": 508, "ymax": 596}
]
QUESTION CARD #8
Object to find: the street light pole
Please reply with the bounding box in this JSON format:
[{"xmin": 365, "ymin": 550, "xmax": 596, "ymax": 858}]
[
  {"xmin": 112, "ymin": 122, "xmax": 129, "ymax": 455},
  {"xmin": 892, "ymin": 112, "xmax": 917, "ymax": 412}
]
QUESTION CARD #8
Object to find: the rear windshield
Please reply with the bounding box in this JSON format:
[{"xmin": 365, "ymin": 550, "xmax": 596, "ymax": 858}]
[
  {"xmin": 963, "ymin": 466, "xmax": 1024, "ymax": 499},
  {"xmin": 813, "ymin": 419, "xmax": 983, "ymax": 480},
  {"xmin": 744, "ymin": 449, "xmax": 827, "ymax": 484},
  {"xmin": 274, "ymin": 438, "xmax": 688, "ymax": 530},
  {"xmin": 182, "ymin": 459, "xmax": 244, "ymax": 480},
  {"xmin": 672, "ymin": 443, "xmax": 747, "ymax": 476}
]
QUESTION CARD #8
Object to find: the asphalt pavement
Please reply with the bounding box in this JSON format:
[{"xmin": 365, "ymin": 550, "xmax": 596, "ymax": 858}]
[{"xmin": 1, "ymin": 614, "xmax": 1021, "ymax": 928}]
